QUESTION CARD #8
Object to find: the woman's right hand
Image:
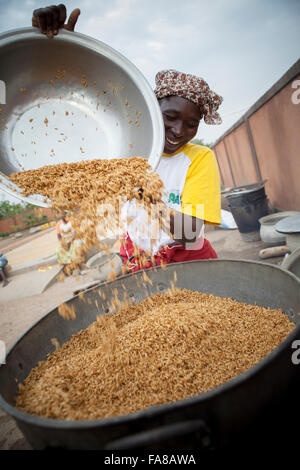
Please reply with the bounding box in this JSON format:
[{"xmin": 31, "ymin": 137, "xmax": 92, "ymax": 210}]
[{"xmin": 32, "ymin": 4, "xmax": 80, "ymax": 38}]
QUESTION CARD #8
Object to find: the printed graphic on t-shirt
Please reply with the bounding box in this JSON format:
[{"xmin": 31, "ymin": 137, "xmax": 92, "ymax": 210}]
[{"xmin": 167, "ymin": 189, "xmax": 181, "ymax": 208}]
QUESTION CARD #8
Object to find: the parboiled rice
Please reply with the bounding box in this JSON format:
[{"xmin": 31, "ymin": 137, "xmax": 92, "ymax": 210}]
[{"xmin": 15, "ymin": 288, "xmax": 295, "ymax": 421}]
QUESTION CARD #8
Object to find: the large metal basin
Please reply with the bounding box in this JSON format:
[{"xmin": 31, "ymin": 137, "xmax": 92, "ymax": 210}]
[
  {"xmin": 0, "ymin": 259, "xmax": 300, "ymax": 450},
  {"xmin": 0, "ymin": 28, "xmax": 164, "ymax": 207}
]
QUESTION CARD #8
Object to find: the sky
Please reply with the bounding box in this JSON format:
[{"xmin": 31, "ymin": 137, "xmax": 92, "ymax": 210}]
[{"xmin": 0, "ymin": 0, "xmax": 300, "ymax": 202}]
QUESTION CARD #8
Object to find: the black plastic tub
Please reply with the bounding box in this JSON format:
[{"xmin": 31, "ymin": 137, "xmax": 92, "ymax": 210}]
[
  {"xmin": 225, "ymin": 183, "xmax": 269, "ymax": 240},
  {"xmin": 0, "ymin": 260, "xmax": 300, "ymax": 450}
]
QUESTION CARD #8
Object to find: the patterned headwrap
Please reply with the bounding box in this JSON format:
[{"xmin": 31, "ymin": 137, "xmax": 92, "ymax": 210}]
[{"xmin": 154, "ymin": 69, "xmax": 223, "ymax": 125}]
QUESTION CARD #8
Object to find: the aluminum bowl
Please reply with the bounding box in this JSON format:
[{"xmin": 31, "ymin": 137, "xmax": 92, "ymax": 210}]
[
  {"xmin": 259, "ymin": 211, "xmax": 300, "ymax": 246},
  {"xmin": 0, "ymin": 28, "xmax": 164, "ymax": 207}
]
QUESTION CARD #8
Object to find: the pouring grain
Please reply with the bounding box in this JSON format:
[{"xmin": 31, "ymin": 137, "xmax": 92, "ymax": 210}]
[{"xmin": 9, "ymin": 157, "xmax": 165, "ymax": 272}]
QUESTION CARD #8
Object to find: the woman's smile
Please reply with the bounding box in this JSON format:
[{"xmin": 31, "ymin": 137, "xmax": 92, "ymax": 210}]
[{"xmin": 166, "ymin": 136, "xmax": 184, "ymax": 146}]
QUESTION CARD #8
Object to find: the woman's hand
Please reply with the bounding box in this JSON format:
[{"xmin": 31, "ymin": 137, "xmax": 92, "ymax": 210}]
[{"xmin": 32, "ymin": 4, "xmax": 80, "ymax": 38}]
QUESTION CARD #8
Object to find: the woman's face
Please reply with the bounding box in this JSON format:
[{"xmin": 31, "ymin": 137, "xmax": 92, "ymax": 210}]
[{"xmin": 159, "ymin": 96, "xmax": 202, "ymax": 154}]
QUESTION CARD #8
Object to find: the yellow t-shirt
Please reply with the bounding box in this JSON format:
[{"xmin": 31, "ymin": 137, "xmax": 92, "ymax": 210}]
[
  {"xmin": 160, "ymin": 143, "xmax": 221, "ymax": 225},
  {"xmin": 123, "ymin": 143, "xmax": 221, "ymax": 253}
]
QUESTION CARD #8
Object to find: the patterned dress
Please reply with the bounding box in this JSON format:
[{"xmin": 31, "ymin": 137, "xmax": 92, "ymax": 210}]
[{"xmin": 56, "ymin": 219, "xmax": 81, "ymax": 265}]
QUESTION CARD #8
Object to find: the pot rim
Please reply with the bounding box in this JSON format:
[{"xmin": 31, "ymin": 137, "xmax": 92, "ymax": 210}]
[{"xmin": 259, "ymin": 211, "xmax": 300, "ymax": 226}]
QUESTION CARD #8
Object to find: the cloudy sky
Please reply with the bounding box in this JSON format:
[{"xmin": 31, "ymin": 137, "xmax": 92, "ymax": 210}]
[{"xmin": 0, "ymin": 0, "xmax": 299, "ymax": 200}]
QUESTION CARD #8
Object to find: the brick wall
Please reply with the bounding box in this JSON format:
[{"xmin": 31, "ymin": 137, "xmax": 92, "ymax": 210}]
[{"xmin": 0, "ymin": 207, "xmax": 56, "ymax": 234}]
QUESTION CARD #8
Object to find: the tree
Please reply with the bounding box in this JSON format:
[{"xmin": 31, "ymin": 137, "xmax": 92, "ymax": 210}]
[
  {"xmin": 0, "ymin": 201, "xmax": 22, "ymax": 220},
  {"xmin": 0, "ymin": 201, "xmax": 35, "ymax": 220},
  {"xmin": 0, "ymin": 201, "xmax": 50, "ymax": 232},
  {"xmin": 191, "ymin": 138, "xmax": 213, "ymax": 148}
]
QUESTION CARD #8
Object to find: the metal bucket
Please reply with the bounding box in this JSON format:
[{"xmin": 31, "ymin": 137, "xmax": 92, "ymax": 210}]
[
  {"xmin": 225, "ymin": 182, "xmax": 269, "ymax": 241},
  {"xmin": 0, "ymin": 260, "xmax": 299, "ymax": 450},
  {"xmin": 0, "ymin": 28, "xmax": 164, "ymax": 207}
]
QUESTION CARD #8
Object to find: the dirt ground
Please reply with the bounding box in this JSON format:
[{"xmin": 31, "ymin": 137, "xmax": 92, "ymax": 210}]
[
  {"xmin": 0, "ymin": 272, "xmax": 97, "ymax": 450},
  {"xmin": 0, "ymin": 273, "xmax": 93, "ymax": 350}
]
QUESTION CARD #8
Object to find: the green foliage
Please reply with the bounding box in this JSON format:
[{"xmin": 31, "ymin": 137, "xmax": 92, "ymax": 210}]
[
  {"xmin": 191, "ymin": 138, "xmax": 213, "ymax": 148},
  {"xmin": 0, "ymin": 232, "xmax": 9, "ymax": 237},
  {"xmin": 0, "ymin": 201, "xmax": 23, "ymax": 219},
  {"xmin": 0, "ymin": 200, "xmax": 35, "ymax": 220},
  {"xmin": 22, "ymin": 213, "xmax": 48, "ymax": 228},
  {"xmin": 0, "ymin": 200, "xmax": 49, "ymax": 231},
  {"xmin": 10, "ymin": 224, "xmax": 23, "ymax": 232}
]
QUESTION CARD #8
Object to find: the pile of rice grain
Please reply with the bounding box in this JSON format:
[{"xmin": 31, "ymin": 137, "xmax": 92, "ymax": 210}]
[
  {"xmin": 15, "ymin": 288, "xmax": 295, "ymax": 421},
  {"xmin": 9, "ymin": 158, "xmax": 163, "ymax": 212},
  {"xmin": 9, "ymin": 157, "xmax": 165, "ymax": 272}
]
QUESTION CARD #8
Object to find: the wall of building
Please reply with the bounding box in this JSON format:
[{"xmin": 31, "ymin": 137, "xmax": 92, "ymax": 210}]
[{"xmin": 213, "ymin": 60, "xmax": 300, "ymax": 210}]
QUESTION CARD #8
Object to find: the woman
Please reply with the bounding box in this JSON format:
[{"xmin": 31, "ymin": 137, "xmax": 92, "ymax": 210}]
[
  {"xmin": 32, "ymin": 6, "xmax": 223, "ymax": 272},
  {"xmin": 56, "ymin": 210, "xmax": 82, "ymax": 273},
  {"xmin": 120, "ymin": 70, "xmax": 222, "ymax": 271}
]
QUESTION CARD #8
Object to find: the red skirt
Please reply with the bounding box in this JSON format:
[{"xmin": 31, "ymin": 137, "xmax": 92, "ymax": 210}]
[{"xmin": 119, "ymin": 233, "xmax": 217, "ymax": 273}]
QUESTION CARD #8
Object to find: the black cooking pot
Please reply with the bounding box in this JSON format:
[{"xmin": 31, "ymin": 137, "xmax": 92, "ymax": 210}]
[
  {"xmin": 0, "ymin": 259, "xmax": 299, "ymax": 450},
  {"xmin": 225, "ymin": 182, "xmax": 269, "ymax": 239}
]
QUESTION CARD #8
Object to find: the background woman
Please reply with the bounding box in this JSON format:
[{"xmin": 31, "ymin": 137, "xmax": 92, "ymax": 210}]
[{"xmin": 56, "ymin": 211, "xmax": 82, "ymax": 273}]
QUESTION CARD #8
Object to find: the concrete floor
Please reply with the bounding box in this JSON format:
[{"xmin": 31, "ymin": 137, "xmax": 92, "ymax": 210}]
[
  {"xmin": 205, "ymin": 225, "xmax": 284, "ymax": 264},
  {"xmin": 3, "ymin": 229, "xmax": 58, "ymax": 268},
  {"xmin": 0, "ymin": 226, "xmax": 58, "ymax": 264},
  {"xmin": 0, "ymin": 225, "xmax": 292, "ymax": 450}
]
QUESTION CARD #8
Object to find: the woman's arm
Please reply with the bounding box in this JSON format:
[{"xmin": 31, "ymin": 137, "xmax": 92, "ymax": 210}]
[
  {"xmin": 32, "ymin": 4, "xmax": 80, "ymax": 38},
  {"xmin": 56, "ymin": 220, "xmax": 62, "ymax": 241}
]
